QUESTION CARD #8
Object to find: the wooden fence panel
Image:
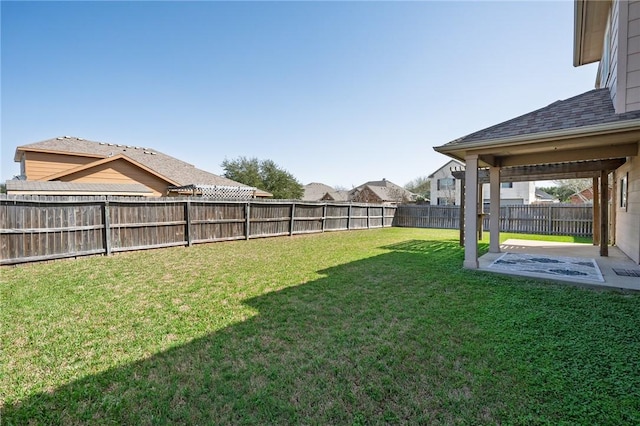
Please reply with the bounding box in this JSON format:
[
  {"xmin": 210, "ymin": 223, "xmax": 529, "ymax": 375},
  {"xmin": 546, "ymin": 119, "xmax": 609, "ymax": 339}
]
[
  {"xmin": 398, "ymin": 204, "xmax": 593, "ymax": 237},
  {"xmin": 109, "ymin": 201, "xmax": 186, "ymax": 252},
  {"xmin": 292, "ymin": 204, "xmax": 324, "ymax": 234},
  {"xmin": 0, "ymin": 196, "xmax": 397, "ymax": 265},
  {"xmin": 250, "ymin": 203, "xmax": 292, "ymax": 238},
  {"xmin": 349, "ymin": 206, "xmax": 369, "ymax": 229},
  {"xmin": 0, "ymin": 199, "xmax": 105, "ymax": 264},
  {"xmin": 325, "ymin": 205, "xmax": 349, "ymax": 231},
  {"xmin": 190, "ymin": 201, "xmax": 246, "ymax": 243}
]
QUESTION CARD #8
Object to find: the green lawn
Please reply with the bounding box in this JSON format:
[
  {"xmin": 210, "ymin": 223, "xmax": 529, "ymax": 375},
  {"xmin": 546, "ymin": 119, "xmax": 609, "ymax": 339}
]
[{"xmin": 2, "ymin": 228, "xmax": 639, "ymax": 424}]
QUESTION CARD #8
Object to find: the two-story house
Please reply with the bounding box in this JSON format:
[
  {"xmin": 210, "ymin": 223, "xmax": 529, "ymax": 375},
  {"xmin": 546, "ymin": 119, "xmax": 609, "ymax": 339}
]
[
  {"xmin": 434, "ymin": 0, "xmax": 640, "ymax": 267},
  {"xmin": 429, "ymin": 159, "xmax": 536, "ymax": 206}
]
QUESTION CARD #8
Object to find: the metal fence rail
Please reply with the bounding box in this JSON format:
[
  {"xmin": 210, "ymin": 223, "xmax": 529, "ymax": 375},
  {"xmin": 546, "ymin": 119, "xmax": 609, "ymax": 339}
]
[
  {"xmin": 394, "ymin": 204, "xmax": 593, "ymax": 237},
  {"xmin": 0, "ymin": 195, "xmax": 397, "ymax": 265}
]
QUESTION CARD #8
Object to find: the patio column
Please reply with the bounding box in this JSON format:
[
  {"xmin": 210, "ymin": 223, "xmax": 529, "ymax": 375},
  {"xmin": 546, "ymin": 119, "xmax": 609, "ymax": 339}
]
[
  {"xmin": 464, "ymin": 155, "xmax": 479, "ymax": 269},
  {"xmin": 592, "ymin": 176, "xmax": 600, "ymax": 246},
  {"xmin": 599, "ymin": 170, "xmax": 608, "ymax": 257},
  {"xmin": 489, "ymin": 166, "xmax": 501, "ymax": 253}
]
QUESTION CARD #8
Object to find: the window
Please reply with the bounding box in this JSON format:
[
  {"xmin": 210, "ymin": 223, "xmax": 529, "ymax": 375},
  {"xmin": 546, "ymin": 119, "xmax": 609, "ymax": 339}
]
[
  {"xmin": 437, "ymin": 178, "xmax": 455, "ymax": 191},
  {"xmin": 501, "ymin": 182, "xmax": 513, "ymax": 188},
  {"xmin": 620, "ymin": 173, "xmax": 628, "ymax": 211},
  {"xmin": 438, "ymin": 197, "xmax": 454, "ymax": 206}
]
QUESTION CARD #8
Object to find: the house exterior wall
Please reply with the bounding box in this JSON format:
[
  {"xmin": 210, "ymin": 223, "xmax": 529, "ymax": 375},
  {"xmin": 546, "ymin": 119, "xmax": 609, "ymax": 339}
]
[
  {"xmin": 481, "ymin": 181, "xmax": 535, "ymax": 205},
  {"xmin": 615, "ymin": 155, "xmax": 640, "ymax": 264},
  {"xmin": 57, "ymin": 159, "xmax": 168, "ymax": 196},
  {"xmin": 599, "ymin": 0, "xmax": 640, "ymax": 113},
  {"xmin": 624, "ymin": 0, "xmax": 640, "ymax": 111},
  {"xmin": 429, "ymin": 160, "xmax": 463, "ymax": 206},
  {"xmin": 23, "ymin": 151, "xmax": 97, "ymax": 180}
]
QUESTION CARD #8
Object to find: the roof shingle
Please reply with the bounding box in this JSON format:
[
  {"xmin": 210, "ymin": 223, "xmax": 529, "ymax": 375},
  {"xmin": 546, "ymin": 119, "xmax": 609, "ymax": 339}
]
[{"xmin": 443, "ymin": 89, "xmax": 640, "ymax": 146}]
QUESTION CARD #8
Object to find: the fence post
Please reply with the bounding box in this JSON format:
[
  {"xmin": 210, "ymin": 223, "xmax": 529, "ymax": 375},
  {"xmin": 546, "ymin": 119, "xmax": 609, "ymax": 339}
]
[
  {"xmin": 367, "ymin": 206, "xmax": 370, "ymax": 229},
  {"xmin": 347, "ymin": 204, "xmax": 352, "ymax": 230},
  {"xmin": 184, "ymin": 199, "xmax": 192, "ymax": 246},
  {"xmin": 322, "ymin": 204, "xmax": 327, "ymax": 232},
  {"xmin": 290, "ymin": 202, "xmax": 296, "ymax": 236},
  {"xmin": 382, "ymin": 206, "xmax": 385, "ymax": 227},
  {"xmin": 103, "ymin": 199, "xmax": 112, "ymax": 256},
  {"xmin": 547, "ymin": 204, "xmax": 553, "ymax": 235},
  {"xmin": 245, "ymin": 202, "xmax": 251, "ymax": 240}
]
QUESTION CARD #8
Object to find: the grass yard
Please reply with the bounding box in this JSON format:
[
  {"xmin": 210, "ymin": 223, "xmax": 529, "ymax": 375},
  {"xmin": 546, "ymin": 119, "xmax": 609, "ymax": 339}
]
[{"xmin": 1, "ymin": 228, "xmax": 639, "ymax": 424}]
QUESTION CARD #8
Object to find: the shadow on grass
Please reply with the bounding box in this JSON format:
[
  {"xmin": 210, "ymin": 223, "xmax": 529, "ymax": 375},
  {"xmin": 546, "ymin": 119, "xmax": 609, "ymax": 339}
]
[{"xmin": 4, "ymin": 240, "xmax": 639, "ymax": 424}]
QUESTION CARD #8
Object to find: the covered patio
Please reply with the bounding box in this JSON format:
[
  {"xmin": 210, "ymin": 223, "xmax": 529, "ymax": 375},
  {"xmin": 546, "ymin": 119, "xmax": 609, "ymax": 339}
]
[
  {"xmin": 434, "ymin": 88, "xmax": 640, "ymax": 284},
  {"xmin": 479, "ymin": 239, "xmax": 640, "ymax": 291}
]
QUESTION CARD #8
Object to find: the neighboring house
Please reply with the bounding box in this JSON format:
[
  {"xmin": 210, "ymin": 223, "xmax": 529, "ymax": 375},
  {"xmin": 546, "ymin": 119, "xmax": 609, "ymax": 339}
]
[
  {"xmin": 350, "ymin": 179, "xmax": 416, "ymax": 205},
  {"xmin": 321, "ymin": 190, "xmax": 350, "ymax": 202},
  {"xmin": 429, "ymin": 160, "xmax": 464, "ymax": 206},
  {"xmin": 302, "ymin": 182, "xmax": 336, "ymax": 201},
  {"xmin": 429, "ymin": 159, "xmax": 536, "ymax": 206},
  {"xmin": 534, "ymin": 188, "xmax": 560, "ymax": 204},
  {"xmin": 434, "ymin": 0, "xmax": 640, "ymax": 266},
  {"xmin": 9, "ymin": 136, "xmax": 272, "ymax": 198},
  {"xmin": 569, "ymin": 187, "xmax": 595, "ymax": 204}
]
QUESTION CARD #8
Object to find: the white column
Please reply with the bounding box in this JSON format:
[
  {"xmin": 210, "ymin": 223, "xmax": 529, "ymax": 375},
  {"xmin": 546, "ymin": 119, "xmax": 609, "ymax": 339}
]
[
  {"xmin": 464, "ymin": 155, "xmax": 479, "ymax": 269},
  {"xmin": 489, "ymin": 166, "xmax": 501, "ymax": 253}
]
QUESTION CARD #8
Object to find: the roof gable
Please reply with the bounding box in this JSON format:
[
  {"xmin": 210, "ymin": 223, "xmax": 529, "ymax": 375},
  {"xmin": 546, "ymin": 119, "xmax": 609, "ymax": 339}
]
[
  {"xmin": 428, "ymin": 159, "xmax": 465, "ymax": 177},
  {"xmin": 41, "ymin": 154, "xmax": 180, "ymax": 186},
  {"xmin": 15, "ymin": 136, "xmax": 256, "ymax": 189}
]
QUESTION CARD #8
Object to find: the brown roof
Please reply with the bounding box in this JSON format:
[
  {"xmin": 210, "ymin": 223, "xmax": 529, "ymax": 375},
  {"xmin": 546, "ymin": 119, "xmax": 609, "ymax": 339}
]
[
  {"xmin": 438, "ymin": 89, "xmax": 640, "ymax": 148},
  {"xmin": 351, "ymin": 179, "xmax": 416, "ymax": 202},
  {"xmin": 302, "ymin": 182, "xmax": 335, "ymax": 201},
  {"xmin": 14, "ymin": 136, "xmax": 262, "ymax": 190}
]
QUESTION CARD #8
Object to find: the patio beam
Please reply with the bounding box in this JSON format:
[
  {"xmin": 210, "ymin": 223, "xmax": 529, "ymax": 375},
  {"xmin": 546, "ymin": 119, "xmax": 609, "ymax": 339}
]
[
  {"xmin": 498, "ymin": 143, "xmax": 637, "ymax": 167},
  {"xmin": 451, "ymin": 158, "xmax": 626, "ymax": 183}
]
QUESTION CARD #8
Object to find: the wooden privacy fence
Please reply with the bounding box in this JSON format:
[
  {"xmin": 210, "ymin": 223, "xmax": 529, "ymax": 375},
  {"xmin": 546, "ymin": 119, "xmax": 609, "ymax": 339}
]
[
  {"xmin": 0, "ymin": 196, "xmax": 396, "ymax": 266},
  {"xmin": 395, "ymin": 204, "xmax": 594, "ymax": 237}
]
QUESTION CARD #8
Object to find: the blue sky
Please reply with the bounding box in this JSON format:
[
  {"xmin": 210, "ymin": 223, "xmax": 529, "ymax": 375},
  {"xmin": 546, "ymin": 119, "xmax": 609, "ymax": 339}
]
[{"xmin": 1, "ymin": 1, "xmax": 598, "ymax": 189}]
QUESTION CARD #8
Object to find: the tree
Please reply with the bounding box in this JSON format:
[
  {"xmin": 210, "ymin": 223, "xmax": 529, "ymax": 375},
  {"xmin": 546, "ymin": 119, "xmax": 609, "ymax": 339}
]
[
  {"xmin": 222, "ymin": 157, "xmax": 304, "ymax": 200},
  {"xmin": 0, "ymin": 183, "xmax": 5, "ymax": 194},
  {"xmin": 404, "ymin": 176, "xmax": 430, "ymax": 201}
]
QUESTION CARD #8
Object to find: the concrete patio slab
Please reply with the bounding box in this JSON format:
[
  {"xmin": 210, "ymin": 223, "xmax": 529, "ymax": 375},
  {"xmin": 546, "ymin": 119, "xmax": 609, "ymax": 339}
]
[{"xmin": 478, "ymin": 239, "xmax": 640, "ymax": 292}]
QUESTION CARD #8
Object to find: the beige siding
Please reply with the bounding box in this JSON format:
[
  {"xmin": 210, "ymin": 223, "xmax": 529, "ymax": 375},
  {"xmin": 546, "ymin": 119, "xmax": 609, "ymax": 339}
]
[
  {"xmin": 614, "ymin": 153, "xmax": 640, "ymax": 264},
  {"xmin": 613, "ymin": 0, "xmax": 640, "ymax": 112},
  {"xmin": 601, "ymin": 0, "xmax": 619, "ymax": 104},
  {"xmin": 24, "ymin": 151, "xmax": 97, "ymax": 180},
  {"xmin": 58, "ymin": 159, "xmax": 169, "ymax": 196}
]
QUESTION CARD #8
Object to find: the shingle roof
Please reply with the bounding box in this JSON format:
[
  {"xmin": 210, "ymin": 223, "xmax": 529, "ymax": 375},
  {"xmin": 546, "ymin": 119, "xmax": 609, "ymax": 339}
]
[
  {"xmin": 323, "ymin": 190, "xmax": 350, "ymax": 201},
  {"xmin": 6, "ymin": 180, "xmax": 153, "ymax": 195},
  {"xmin": 15, "ymin": 136, "xmax": 254, "ymax": 188},
  {"xmin": 443, "ymin": 89, "xmax": 640, "ymax": 146},
  {"xmin": 352, "ymin": 179, "xmax": 416, "ymax": 202},
  {"xmin": 302, "ymin": 182, "xmax": 335, "ymax": 201}
]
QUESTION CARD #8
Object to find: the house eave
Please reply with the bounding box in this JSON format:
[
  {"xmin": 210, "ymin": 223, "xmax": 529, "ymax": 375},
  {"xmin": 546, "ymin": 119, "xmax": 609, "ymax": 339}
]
[
  {"xmin": 434, "ymin": 119, "xmax": 640, "ymax": 163},
  {"xmin": 573, "ymin": 0, "xmax": 609, "ymax": 67}
]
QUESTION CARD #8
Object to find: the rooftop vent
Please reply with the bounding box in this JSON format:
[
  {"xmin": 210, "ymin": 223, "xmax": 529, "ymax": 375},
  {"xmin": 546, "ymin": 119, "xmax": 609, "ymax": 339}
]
[
  {"xmin": 77, "ymin": 138, "xmax": 84, "ymax": 141},
  {"xmin": 64, "ymin": 136, "xmax": 71, "ymax": 139},
  {"xmin": 56, "ymin": 137, "xmax": 64, "ymax": 140},
  {"xmin": 99, "ymin": 142, "xmax": 107, "ymax": 145}
]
